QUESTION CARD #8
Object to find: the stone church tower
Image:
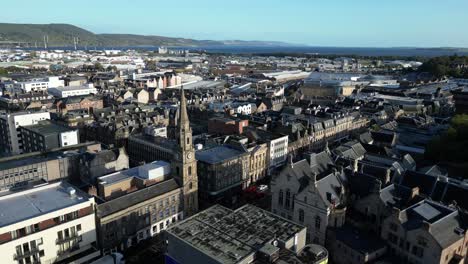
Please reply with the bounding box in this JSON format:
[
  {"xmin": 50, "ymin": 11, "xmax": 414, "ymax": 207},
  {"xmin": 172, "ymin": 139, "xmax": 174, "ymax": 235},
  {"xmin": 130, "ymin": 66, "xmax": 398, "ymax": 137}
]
[{"xmin": 172, "ymin": 86, "xmax": 198, "ymax": 217}]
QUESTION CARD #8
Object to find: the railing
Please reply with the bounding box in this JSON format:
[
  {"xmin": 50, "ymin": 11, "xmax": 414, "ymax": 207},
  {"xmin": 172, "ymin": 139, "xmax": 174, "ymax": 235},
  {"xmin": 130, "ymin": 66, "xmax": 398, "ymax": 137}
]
[
  {"xmin": 13, "ymin": 247, "xmax": 40, "ymax": 260},
  {"xmin": 56, "ymin": 234, "xmax": 82, "ymax": 245},
  {"xmin": 57, "ymin": 244, "xmax": 80, "ymax": 256}
]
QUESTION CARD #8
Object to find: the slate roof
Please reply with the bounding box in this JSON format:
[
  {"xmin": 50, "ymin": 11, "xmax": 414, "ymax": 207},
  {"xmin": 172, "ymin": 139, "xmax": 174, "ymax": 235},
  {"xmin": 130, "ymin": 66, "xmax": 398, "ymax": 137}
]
[
  {"xmin": 349, "ymin": 173, "xmax": 381, "ymax": 198},
  {"xmin": 82, "ymin": 149, "xmax": 117, "ymax": 164},
  {"xmin": 401, "ymin": 171, "xmax": 468, "ymax": 210},
  {"xmin": 333, "ymin": 141, "xmax": 366, "ymax": 160},
  {"xmin": 371, "ymin": 130, "xmax": 396, "ymax": 144},
  {"xmin": 333, "ymin": 225, "xmax": 386, "ymax": 254},
  {"xmin": 419, "ymin": 165, "xmax": 448, "ymax": 177},
  {"xmin": 399, "ymin": 200, "xmax": 467, "ymax": 248},
  {"xmin": 316, "ymin": 171, "xmax": 345, "ymax": 207},
  {"xmin": 358, "ymin": 132, "xmax": 373, "ymax": 144},
  {"xmin": 307, "ymin": 151, "xmax": 334, "ymax": 177}
]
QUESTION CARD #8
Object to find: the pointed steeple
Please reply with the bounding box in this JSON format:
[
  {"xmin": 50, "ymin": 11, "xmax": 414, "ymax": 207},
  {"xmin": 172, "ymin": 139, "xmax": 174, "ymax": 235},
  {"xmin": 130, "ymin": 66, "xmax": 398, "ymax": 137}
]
[{"xmin": 179, "ymin": 85, "xmax": 190, "ymax": 127}]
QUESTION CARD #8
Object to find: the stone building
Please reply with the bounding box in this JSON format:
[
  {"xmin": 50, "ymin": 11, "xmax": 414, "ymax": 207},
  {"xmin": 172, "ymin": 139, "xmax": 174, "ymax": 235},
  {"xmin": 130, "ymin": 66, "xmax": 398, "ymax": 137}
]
[
  {"xmin": 79, "ymin": 147, "xmax": 129, "ymax": 185},
  {"xmin": 381, "ymin": 200, "xmax": 467, "ymax": 264},
  {"xmin": 96, "ymin": 165, "xmax": 183, "ymax": 253},
  {"xmin": 271, "ymin": 151, "xmax": 346, "ymax": 245},
  {"xmin": 226, "ymin": 136, "xmax": 269, "ymax": 187},
  {"xmin": 96, "ymin": 86, "xmax": 199, "ymax": 253},
  {"xmin": 55, "ymin": 96, "xmax": 103, "ymax": 113}
]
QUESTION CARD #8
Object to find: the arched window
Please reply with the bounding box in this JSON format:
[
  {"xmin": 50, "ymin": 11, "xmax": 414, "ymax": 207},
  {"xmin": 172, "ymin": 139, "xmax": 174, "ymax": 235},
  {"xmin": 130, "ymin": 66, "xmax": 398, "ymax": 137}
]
[
  {"xmin": 285, "ymin": 190, "xmax": 291, "ymax": 208},
  {"xmin": 299, "ymin": 209, "xmax": 305, "ymax": 223},
  {"xmin": 315, "ymin": 216, "xmax": 321, "ymax": 229},
  {"xmin": 189, "ymin": 182, "xmax": 193, "ymax": 190},
  {"xmin": 304, "ymin": 196, "xmax": 308, "ymax": 203},
  {"xmin": 188, "ymin": 166, "xmax": 192, "ymax": 176},
  {"xmin": 278, "ymin": 190, "xmax": 283, "ymax": 206},
  {"xmin": 187, "ymin": 137, "xmax": 190, "ymax": 145}
]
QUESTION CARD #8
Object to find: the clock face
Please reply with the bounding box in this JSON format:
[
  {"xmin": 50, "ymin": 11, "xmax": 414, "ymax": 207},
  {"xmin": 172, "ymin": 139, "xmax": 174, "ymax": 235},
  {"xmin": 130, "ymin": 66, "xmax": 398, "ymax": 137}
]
[{"xmin": 187, "ymin": 153, "xmax": 193, "ymax": 160}]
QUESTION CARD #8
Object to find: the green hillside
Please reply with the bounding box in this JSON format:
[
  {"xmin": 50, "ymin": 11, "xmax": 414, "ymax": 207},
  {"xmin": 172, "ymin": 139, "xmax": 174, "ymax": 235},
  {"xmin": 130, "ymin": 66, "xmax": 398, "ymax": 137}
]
[{"xmin": 0, "ymin": 23, "xmax": 224, "ymax": 47}]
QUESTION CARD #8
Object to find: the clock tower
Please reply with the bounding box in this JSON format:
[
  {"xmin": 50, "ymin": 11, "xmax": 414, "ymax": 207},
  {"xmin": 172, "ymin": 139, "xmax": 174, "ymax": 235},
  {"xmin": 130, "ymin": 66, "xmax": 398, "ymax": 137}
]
[{"xmin": 172, "ymin": 86, "xmax": 198, "ymax": 217}]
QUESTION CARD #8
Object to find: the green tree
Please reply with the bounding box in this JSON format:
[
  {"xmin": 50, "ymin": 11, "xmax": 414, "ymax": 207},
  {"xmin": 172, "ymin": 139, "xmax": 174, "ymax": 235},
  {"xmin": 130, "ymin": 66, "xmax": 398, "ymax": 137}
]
[{"xmin": 94, "ymin": 62, "xmax": 104, "ymax": 71}]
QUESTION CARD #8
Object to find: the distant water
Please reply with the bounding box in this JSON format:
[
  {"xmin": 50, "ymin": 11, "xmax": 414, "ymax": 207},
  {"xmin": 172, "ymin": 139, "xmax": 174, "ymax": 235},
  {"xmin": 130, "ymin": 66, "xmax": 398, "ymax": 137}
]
[
  {"xmin": 24, "ymin": 45, "xmax": 468, "ymax": 57},
  {"xmin": 178, "ymin": 45, "xmax": 468, "ymax": 57}
]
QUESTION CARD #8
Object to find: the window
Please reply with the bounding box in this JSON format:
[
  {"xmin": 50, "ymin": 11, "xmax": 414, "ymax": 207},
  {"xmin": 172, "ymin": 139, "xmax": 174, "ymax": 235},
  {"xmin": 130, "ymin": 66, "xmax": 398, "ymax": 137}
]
[
  {"xmin": 285, "ymin": 190, "xmax": 291, "ymax": 208},
  {"xmin": 315, "ymin": 216, "xmax": 321, "ymax": 229},
  {"xmin": 76, "ymin": 224, "xmax": 81, "ymax": 231},
  {"xmin": 411, "ymin": 245, "xmax": 424, "ymax": 258},
  {"xmin": 274, "ymin": 188, "xmax": 283, "ymax": 206},
  {"xmin": 188, "ymin": 166, "xmax": 192, "ymax": 176},
  {"xmin": 23, "ymin": 242, "xmax": 30, "ymax": 253},
  {"xmin": 299, "ymin": 209, "xmax": 304, "ymax": 223},
  {"xmin": 417, "ymin": 236, "xmax": 428, "ymax": 247},
  {"xmin": 187, "ymin": 137, "xmax": 190, "ymax": 145},
  {"xmin": 16, "ymin": 245, "xmax": 22, "ymax": 255}
]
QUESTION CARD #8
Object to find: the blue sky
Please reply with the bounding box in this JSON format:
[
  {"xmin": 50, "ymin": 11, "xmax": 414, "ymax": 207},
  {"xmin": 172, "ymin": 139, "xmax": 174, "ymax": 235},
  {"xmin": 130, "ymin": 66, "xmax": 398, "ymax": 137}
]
[{"xmin": 2, "ymin": 0, "xmax": 467, "ymax": 47}]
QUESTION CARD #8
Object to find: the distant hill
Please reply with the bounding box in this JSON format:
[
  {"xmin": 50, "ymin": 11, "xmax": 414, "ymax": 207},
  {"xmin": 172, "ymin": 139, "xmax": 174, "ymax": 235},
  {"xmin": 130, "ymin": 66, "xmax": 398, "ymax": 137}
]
[{"xmin": 0, "ymin": 23, "xmax": 292, "ymax": 47}]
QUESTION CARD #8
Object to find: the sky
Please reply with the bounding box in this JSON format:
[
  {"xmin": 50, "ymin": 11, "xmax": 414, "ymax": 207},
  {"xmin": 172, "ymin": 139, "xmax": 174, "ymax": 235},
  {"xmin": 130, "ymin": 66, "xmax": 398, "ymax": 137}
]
[{"xmin": 2, "ymin": 0, "xmax": 467, "ymax": 47}]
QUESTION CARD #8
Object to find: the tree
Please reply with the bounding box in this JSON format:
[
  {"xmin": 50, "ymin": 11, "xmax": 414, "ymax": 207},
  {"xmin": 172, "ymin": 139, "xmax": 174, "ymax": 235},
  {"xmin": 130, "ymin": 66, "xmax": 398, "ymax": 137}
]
[{"xmin": 94, "ymin": 62, "xmax": 104, "ymax": 71}]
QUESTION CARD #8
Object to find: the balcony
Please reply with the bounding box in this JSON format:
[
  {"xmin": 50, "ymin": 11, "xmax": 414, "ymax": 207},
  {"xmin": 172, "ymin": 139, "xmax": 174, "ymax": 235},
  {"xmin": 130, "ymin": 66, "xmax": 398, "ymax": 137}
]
[
  {"xmin": 13, "ymin": 247, "xmax": 40, "ymax": 260},
  {"xmin": 56, "ymin": 234, "xmax": 82, "ymax": 245}
]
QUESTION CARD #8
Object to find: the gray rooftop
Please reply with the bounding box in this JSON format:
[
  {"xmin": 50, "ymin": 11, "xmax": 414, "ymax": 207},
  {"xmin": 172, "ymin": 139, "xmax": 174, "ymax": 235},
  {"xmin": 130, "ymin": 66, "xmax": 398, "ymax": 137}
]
[
  {"xmin": 196, "ymin": 145, "xmax": 247, "ymax": 164},
  {"xmin": 167, "ymin": 204, "xmax": 305, "ymax": 264},
  {"xmin": 0, "ymin": 182, "xmax": 91, "ymax": 227},
  {"xmin": 97, "ymin": 178, "xmax": 180, "ymax": 218},
  {"xmin": 22, "ymin": 120, "xmax": 74, "ymax": 135},
  {"xmin": 98, "ymin": 161, "xmax": 170, "ymax": 187}
]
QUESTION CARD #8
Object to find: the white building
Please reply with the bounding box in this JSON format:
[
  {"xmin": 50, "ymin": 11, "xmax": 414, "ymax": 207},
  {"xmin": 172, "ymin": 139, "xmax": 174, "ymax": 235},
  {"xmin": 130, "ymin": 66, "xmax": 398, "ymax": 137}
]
[
  {"xmin": 47, "ymin": 84, "xmax": 97, "ymax": 98},
  {"xmin": 144, "ymin": 125, "xmax": 167, "ymax": 138},
  {"xmin": 0, "ymin": 182, "xmax": 100, "ymax": 264},
  {"xmin": 231, "ymin": 102, "xmax": 253, "ymax": 115},
  {"xmin": 0, "ymin": 111, "xmax": 51, "ymax": 154},
  {"xmin": 13, "ymin": 77, "xmax": 64, "ymax": 93},
  {"xmin": 268, "ymin": 135, "xmax": 289, "ymax": 170}
]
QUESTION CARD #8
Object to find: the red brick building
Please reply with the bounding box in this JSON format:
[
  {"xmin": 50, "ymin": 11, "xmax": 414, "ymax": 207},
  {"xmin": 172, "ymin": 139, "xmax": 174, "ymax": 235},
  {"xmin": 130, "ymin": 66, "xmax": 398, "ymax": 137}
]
[
  {"xmin": 208, "ymin": 117, "xmax": 249, "ymax": 135},
  {"xmin": 55, "ymin": 96, "xmax": 104, "ymax": 113}
]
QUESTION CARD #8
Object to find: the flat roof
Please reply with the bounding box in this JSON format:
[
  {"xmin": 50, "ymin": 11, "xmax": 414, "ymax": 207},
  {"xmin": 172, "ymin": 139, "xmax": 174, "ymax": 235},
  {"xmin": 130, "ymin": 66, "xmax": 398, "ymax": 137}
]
[
  {"xmin": 22, "ymin": 120, "xmax": 73, "ymax": 135},
  {"xmin": 167, "ymin": 204, "xmax": 305, "ymax": 264},
  {"xmin": 98, "ymin": 160, "xmax": 170, "ymax": 186},
  {"xmin": 0, "ymin": 182, "xmax": 91, "ymax": 227},
  {"xmin": 196, "ymin": 146, "xmax": 247, "ymax": 164},
  {"xmin": 49, "ymin": 85, "xmax": 95, "ymax": 91}
]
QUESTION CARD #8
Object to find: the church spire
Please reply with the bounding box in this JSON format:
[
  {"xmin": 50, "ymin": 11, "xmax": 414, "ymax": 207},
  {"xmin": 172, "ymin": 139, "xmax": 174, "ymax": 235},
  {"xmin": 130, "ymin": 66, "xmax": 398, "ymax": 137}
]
[{"xmin": 179, "ymin": 85, "xmax": 189, "ymax": 128}]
